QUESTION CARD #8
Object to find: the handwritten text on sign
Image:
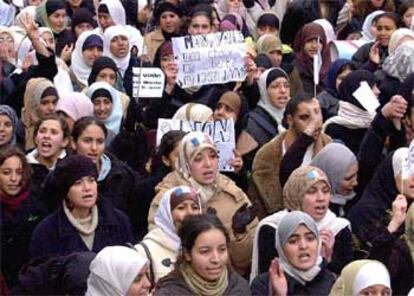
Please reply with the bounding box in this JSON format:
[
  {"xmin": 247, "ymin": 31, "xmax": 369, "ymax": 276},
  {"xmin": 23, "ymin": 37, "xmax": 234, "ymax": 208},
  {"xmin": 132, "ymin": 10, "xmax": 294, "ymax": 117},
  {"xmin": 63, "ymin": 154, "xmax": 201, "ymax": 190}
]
[
  {"xmin": 157, "ymin": 118, "xmax": 235, "ymax": 172},
  {"xmin": 132, "ymin": 67, "xmax": 165, "ymax": 98},
  {"xmin": 172, "ymin": 31, "xmax": 247, "ymax": 88}
]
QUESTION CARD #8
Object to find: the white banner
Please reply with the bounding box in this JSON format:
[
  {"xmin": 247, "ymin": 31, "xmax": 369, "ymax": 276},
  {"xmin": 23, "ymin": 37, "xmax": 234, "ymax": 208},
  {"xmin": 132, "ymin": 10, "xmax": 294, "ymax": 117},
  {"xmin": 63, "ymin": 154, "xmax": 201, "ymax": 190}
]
[
  {"xmin": 172, "ymin": 31, "xmax": 247, "ymax": 88},
  {"xmin": 157, "ymin": 118, "xmax": 236, "ymax": 172}
]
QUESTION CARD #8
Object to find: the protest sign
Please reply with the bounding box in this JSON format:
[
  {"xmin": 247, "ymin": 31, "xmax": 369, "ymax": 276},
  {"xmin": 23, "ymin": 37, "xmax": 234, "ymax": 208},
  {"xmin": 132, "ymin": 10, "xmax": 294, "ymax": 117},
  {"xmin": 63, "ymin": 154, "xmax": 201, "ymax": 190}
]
[
  {"xmin": 157, "ymin": 118, "xmax": 236, "ymax": 171},
  {"xmin": 352, "ymin": 81, "xmax": 380, "ymax": 113},
  {"xmin": 172, "ymin": 30, "xmax": 247, "ymax": 88},
  {"xmin": 132, "ymin": 67, "xmax": 165, "ymax": 98}
]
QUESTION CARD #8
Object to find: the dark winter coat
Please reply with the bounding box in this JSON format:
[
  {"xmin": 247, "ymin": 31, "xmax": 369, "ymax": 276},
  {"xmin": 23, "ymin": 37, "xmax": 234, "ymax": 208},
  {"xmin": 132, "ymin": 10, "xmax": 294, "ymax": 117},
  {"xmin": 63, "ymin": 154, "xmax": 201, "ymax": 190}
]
[
  {"xmin": 324, "ymin": 123, "xmax": 367, "ymax": 156},
  {"xmin": 29, "ymin": 198, "xmax": 133, "ymax": 259},
  {"xmin": 351, "ymin": 42, "xmax": 389, "ymax": 72},
  {"xmin": 251, "ymin": 261, "xmax": 336, "ymax": 296},
  {"xmin": 154, "ymin": 269, "xmax": 251, "ymax": 296},
  {"xmin": 1, "ymin": 194, "xmax": 48, "ymax": 288}
]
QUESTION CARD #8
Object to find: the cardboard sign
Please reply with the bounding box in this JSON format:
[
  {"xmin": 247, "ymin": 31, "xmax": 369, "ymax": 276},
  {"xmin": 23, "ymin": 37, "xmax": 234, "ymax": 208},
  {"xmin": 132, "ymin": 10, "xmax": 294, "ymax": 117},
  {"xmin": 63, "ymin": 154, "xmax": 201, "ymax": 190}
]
[
  {"xmin": 172, "ymin": 31, "xmax": 247, "ymax": 88},
  {"xmin": 352, "ymin": 81, "xmax": 380, "ymax": 113},
  {"xmin": 157, "ymin": 118, "xmax": 236, "ymax": 172},
  {"xmin": 132, "ymin": 67, "xmax": 165, "ymax": 98}
]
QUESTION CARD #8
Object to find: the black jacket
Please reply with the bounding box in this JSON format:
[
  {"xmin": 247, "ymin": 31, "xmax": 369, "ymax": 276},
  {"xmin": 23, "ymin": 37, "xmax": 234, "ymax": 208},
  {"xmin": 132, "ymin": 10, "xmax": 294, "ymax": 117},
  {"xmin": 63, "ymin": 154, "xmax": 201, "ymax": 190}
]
[
  {"xmin": 29, "ymin": 198, "xmax": 133, "ymax": 259},
  {"xmin": 1, "ymin": 194, "xmax": 48, "ymax": 288},
  {"xmin": 324, "ymin": 123, "xmax": 367, "ymax": 156},
  {"xmin": 251, "ymin": 261, "xmax": 336, "ymax": 296}
]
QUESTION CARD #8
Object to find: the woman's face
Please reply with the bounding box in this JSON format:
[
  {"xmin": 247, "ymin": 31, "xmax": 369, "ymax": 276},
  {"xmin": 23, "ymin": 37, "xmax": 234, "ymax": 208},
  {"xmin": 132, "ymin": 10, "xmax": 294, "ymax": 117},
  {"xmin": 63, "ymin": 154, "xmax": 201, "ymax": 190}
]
[
  {"xmin": 303, "ymin": 38, "xmax": 323, "ymax": 58},
  {"xmin": 0, "ymin": 156, "xmax": 23, "ymax": 197},
  {"xmin": 376, "ymin": 16, "xmax": 397, "ymax": 47},
  {"xmin": 0, "ymin": 32, "xmax": 15, "ymax": 59},
  {"xmin": 92, "ymin": 96, "xmax": 112, "ymax": 121},
  {"xmin": 38, "ymin": 95, "xmax": 58, "ymax": 117},
  {"xmin": 68, "ymin": 0, "xmax": 83, "ymax": 8},
  {"xmin": 302, "ymin": 181, "xmax": 330, "ymax": 221},
  {"xmin": 358, "ymin": 284, "xmax": 391, "ymax": 296},
  {"xmin": 213, "ymin": 101, "xmax": 239, "ymax": 122},
  {"xmin": 98, "ymin": 13, "xmax": 115, "ymax": 32},
  {"xmin": 228, "ymin": 0, "xmax": 241, "ymax": 10},
  {"xmin": 267, "ymin": 77, "xmax": 290, "ymax": 109},
  {"xmin": 40, "ymin": 31, "xmax": 55, "ymax": 51},
  {"xmin": 58, "ymin": 111, "xmax": 75, "ymax": 131},
  {"xmin": 268, "ymin": 50, "xmax": 283, "ymax": 67},
  {"xmin": 188, "ymin": 15, "xmax": 212, "ymax": 36},
  {"xmin": 338, "ymin": 163, "xmax": 358, "ymax": 196},
  {"xmin": 83, "ymin": 47, "xmax": 103, "ymax": 67},
  {"xmin": 67, "ymin": 175, "xmax": 98, "ymax": 209},
  {"xmin": 96, "ymin": 68, "xmax": 117, "ymax": 86},
  {"xmin": 335, "ymin": 67, "xmax": 353, "ymax": 92},
  {"xmin": 72, "ymin": 124, "xmax": 106, "ymax": 165},
  {"xmin": 126, "ymin": 265, "xmax": 152, "ymax": 296},
  {"xmin": 160, "ymin": 54, "xmax": 175, "ymax": 72},
  {"xmin": 74, "ymin": 22, "xmax": 94, "ymax": 38},
  {"xmin": 185, "ymin": 228, "xmax": 229, "ymax": 281},
  {"xmin": 190, "ymin": 148, "xmax": 219, "ymax": 185},
  {"xmin": 403, "ymin": 7, "xmax": 414, "ymax": 28},
  {"xmin": 35, "ymin": 119, "xmax": 68, "ymax": 160},
  {"xmin": 159, "ymin": 12, "xmax": 181, "ymax": 33},
  {"xmin": 282, "ymin": 224, "xmax": 318, "ymax": 271},
  {"xmin": 171, "ymin": 200, "xmax": 200, "ymax": 229},
  {"xmin": 110, "ymin": 35, "xmax": 129, "ymax": 58},
  {"xmin": 0, "ymin": 115, "xmax": 13, "ymax": 146},
  {"xmin": 48, "ymin": 9, "xmax": 66, "ymax": 32}
]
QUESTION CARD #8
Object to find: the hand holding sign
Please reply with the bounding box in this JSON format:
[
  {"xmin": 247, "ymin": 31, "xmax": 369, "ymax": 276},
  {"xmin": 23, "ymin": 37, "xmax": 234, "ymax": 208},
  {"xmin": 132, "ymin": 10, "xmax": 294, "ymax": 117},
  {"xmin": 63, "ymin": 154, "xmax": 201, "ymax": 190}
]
[{"xmin": 352, "ymin": 81, "xmax": 380, "ymax": 114}]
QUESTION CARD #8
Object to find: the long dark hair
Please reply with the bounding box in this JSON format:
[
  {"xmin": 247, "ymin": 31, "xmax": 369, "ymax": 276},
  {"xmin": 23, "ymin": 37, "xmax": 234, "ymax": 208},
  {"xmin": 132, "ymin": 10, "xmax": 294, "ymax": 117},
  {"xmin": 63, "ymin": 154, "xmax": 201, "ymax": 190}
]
[
  {"xmin": 0, "ymin": 146, "xmax": 32, "ymax": 190},
  {"xmin": 71, "ymin": 116, "xmax": 108, "ymax": 143}
]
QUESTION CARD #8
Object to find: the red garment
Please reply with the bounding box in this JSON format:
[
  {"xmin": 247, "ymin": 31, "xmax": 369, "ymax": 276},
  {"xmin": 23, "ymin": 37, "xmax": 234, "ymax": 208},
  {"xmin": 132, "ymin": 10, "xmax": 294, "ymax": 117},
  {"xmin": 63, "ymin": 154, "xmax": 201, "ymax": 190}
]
[
  {"xmin": 293, "ymin": 23, "xmax": 331, "ymax": 81},
  {"xmin": 0, "ymin": 189, "xmax": 30, "ymax": 217}
]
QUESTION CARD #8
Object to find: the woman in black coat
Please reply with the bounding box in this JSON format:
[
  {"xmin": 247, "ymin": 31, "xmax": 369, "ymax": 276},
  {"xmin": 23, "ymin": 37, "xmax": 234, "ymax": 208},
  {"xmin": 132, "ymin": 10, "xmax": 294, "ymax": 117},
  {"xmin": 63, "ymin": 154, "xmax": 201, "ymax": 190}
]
[
  {"xmin": 1, "ymin": 147, "xmax": 48, "ymax": 288},
  {"xmin": 29, "ymin": 154, "xmax": 132, "ymax": 259}
]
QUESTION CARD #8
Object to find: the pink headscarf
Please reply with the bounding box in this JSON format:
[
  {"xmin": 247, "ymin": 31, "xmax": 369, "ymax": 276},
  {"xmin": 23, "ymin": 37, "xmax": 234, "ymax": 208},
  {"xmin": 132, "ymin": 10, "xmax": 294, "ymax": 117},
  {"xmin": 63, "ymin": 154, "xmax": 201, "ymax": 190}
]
[{"xmin": 56, "ymin": 92, "xmax": 93, "ymax": 121}]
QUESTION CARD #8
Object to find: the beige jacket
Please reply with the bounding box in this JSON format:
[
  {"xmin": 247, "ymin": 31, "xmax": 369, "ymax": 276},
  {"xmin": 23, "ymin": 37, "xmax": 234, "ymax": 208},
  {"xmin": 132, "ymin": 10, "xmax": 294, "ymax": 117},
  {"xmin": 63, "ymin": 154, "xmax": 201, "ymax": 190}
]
[
  {"xmin": 148, "ymin": 171, "xmax": 258, "ymax": 276},
  {"xmin": 144, "ymin": 28, "xmax": 165, "ymax": 64}
]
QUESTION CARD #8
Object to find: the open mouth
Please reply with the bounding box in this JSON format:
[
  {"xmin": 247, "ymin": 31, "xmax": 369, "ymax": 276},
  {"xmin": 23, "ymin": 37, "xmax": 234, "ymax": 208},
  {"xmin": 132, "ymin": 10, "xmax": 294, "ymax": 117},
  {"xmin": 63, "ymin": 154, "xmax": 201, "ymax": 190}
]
[
  {"xmin": 298, "ymin": 253, "xmax": 311, "ymax": 262},
  {"xmin": 314, "ymin": 205, "xmax": 326, "ymax": 214},
  {"xmin": 203, "ymin": 171, "xmax": 215, "ymax": 179},
  {"xmin": 82, "ymin": 194, "xmax": 95, "ymax": 200}
]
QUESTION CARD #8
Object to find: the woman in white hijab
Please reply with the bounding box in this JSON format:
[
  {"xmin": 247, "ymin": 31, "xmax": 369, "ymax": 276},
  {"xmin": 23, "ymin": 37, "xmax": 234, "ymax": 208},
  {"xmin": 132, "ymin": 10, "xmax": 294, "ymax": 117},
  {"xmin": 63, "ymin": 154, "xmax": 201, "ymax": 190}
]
[
  {"xmin": 86, "ymin": 246, "xmax": 152, "ymax": 296},
  {"xmin": 71, "ymin": 30, "xmax": 103, "ymax": 90},
  {"xmin": 330, "ymin": 260, "xmax": 391, "ymax": 296},
  {"xmin": 359, "ymin": 10, "xmax": 385, "ymax": 42},
  {"xmin": 135, "ymin": 185, "xmax": 201, "ymax": 283},
  {"xmin": 103, "ymin": 25, "xmax": 130, "ymax": 77}
]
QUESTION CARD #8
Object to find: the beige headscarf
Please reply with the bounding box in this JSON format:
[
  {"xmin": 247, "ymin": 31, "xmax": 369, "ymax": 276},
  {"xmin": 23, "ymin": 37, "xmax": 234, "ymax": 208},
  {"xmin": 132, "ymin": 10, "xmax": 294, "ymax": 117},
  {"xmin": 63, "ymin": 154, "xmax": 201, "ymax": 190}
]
[
  {"xmin": 177, "ymin": 132, "xmax": 218, "ymax": 203},
  {"xmin": 329, "ymin": 260, "xmax": 391, "ymax": 296},
  {"xmin": 22, "ymin": 77, "xmax": 56, "ymax": 150}
]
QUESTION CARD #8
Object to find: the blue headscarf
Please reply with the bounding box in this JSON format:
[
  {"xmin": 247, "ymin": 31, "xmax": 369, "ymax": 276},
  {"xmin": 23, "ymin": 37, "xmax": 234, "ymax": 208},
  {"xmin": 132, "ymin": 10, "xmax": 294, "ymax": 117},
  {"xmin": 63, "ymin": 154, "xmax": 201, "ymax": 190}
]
[{"xmin": 324, "ymin": 59, "xmax": 353, "ymax": 97}]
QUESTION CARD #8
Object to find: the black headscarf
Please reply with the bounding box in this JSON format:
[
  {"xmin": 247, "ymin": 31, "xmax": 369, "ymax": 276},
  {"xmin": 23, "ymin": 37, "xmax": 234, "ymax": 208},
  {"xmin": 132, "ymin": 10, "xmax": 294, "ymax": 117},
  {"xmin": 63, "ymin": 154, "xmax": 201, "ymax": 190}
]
[{"xmin": 88, "ymin": 57, "xmax": 118, "ymax": 86}]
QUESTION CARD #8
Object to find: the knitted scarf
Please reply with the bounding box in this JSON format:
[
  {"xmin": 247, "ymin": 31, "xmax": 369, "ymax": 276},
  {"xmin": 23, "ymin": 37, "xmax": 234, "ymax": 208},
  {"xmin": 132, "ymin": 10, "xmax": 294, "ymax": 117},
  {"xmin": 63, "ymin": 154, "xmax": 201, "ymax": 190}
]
[
  {"xmin": 181, "ymin": 264, "xmax": 228, "ymax": 296},
  {"xmin": 0, "ymin": 189, "xmax": 30, "ymax": 217}
]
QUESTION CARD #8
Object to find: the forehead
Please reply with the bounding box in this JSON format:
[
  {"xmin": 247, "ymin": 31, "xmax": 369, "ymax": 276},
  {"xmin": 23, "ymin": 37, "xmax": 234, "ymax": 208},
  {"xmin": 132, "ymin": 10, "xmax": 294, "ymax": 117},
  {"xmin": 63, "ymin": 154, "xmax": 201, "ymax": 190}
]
[
  {"xmin": 270, "ymin": 77, "xmax": 288, "ymax": 84},
  {"xmin": 295, "ymin": 99, "xmax": 319, "ymax": 113},
  {"xmin": 0, "ymin": 32, "xmax": 13, "ymax": 39}
]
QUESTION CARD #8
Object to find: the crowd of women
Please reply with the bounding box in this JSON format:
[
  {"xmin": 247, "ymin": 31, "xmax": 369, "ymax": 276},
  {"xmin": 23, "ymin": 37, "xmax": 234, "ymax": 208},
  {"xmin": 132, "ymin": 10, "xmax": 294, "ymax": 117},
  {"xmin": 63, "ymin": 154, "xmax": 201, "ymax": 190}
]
[{"xmin": 1, "ymin": 0, "xmax": 414, "ymax": 295}]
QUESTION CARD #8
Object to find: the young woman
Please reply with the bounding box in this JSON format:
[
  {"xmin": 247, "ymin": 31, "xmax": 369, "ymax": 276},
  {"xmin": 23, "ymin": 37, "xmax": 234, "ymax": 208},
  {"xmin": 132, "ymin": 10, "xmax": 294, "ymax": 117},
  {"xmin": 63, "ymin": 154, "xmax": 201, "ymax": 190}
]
[
  {"xmin": 148, "ymin": 131, "xmax": 258, "ymax": 276},
  {"xmin": 86, "ymin": 246, "xmax": 152, "ymax": 296},
  {"xmin": 1, "ymin": 147, "xmax": 47, "ymax": 288},
  {"xmin": 323, "ymin": 70, "xmax": 380, "ymax": 155},
  {"xmin": 330, "ymin": 260, "xmax": 391, "ymax": 296},
  {"xmin": 71, "ymin": 31, "xmax": 103, "ymax": 90},
  {"xmin": 135, "ymin": 186, "xmax": 201, "ymax": 283},
  {"xmin": 70, "ymin": 117, "xmax": 138, "ymax": 232},
  {"xmin": 26, "ymin": 114, "xmax": 70, "ymax": 203},
  {"xmin": 398, "ymin": 1, "xmax": 414, "ymax": 29},
  {"xmin": 103, "ymin": 25, "xmax": 130, "ymax": 78},
  {"xmin": 352, "ymin": 12, "xmax": 401, "ymax": 71},
  {"xmin": 237, "ymin": 67, "xmax": 291, "ymax": 171},
  {"xmin": 29, "ymin": 154, "xmax": 133, "ymax": 258},
  {"xmin": 55, "ymin": 92, "xmax": 94, "ymax": 130},
  {"xmin": 311, "ymin": 143, "xmax": 358, "ymax": 217},
  {"xmin": 86, "ymin": 81, "xmax": 123, "ymax": 143},
  {"xmin": 317, "ymin": 59, "xmax": 354, "ymax": 120},
  {"xmin": 0, "ymin": 105, "xmax": 23, "ymax": 151},
  {"xmin": 292, "ymin": 22, "xmax": 331, "ymax": 95},
  {"xmin": 154, "ymin": 214, "xmax": 251, "ymax": 295},
  {"xmin": 251, "ymin": 211, "xmax": 336, "ymax": 295},
  {"xmin": 22, "ymin": 77, "xmax": 59, "ymax": 150},
  {"xmin": 34, "ymin": 0, "xmax": 73, "ymax": 55},
  {"xmin": 251, "ymin": 166, "xmax": 352, "ymax": 279}
]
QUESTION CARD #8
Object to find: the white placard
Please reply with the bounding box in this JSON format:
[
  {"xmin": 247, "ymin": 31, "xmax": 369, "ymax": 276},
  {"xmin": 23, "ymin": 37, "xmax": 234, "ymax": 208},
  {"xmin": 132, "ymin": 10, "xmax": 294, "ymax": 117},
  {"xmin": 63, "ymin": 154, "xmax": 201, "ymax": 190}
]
[
  {"xmin": 352, "ymin": 81, "xmax": 380, "ymax": 113},
  {"xmin": 132, "ymin": 67, "xmax": 165, "ymax": 98},
  {"xmin": 172, "ymin": 31, "xmax": 247, "ymax": 88},
  {"xmin": 157, "ymin": 118, "xmax": 236, "ymax": 172}
]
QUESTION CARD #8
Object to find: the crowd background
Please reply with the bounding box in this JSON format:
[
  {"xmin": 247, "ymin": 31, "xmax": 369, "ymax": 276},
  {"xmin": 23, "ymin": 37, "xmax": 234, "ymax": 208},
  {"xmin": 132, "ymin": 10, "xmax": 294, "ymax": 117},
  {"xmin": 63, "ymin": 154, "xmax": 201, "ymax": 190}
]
[{"xmin": 1, "ymin": 0, "xmax": 414, "ymax": 295}]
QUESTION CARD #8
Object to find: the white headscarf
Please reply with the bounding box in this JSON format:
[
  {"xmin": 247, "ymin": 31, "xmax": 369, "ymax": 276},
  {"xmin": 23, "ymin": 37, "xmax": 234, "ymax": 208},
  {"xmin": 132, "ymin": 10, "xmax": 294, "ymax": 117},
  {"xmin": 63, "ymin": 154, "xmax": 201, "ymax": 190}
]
[
  {"xmin": 388, "ymin": 28, "xmax": 414, "ymax": 55},
  {"xmin": 155, "ymin": 186, "xmax": 201, "ymax": 252},
  {"xmin": 172, "ymin": 103, "xmax": 213, "ymax": 122},
  {"xmin": 313, "ymin": 19, "xmax": 336, "ymax": 44},
  {"xmin": 97, "ymin": 0, "xmax": 126, "ymax": 28},
  {"xmin": 257, "ymin": 67, "xmax": 289, "ymax": 133},
  {"xmin": 86, "ymin": 81, "xmax": 123, "ymax": 134},
  {"xmin": 103, "ymin": 25, "xmax": 130, "ymax": 77},
  {"xmin": 86, "ymin": 246, "xmax": 148, "ymax": 296},
  {"xmin": 360, "ymin": 10, "xmax": 385, "ymax": 42},
  {"xmin": 71, "ymin": 31, "xmax": 103, "ymax": 86}
]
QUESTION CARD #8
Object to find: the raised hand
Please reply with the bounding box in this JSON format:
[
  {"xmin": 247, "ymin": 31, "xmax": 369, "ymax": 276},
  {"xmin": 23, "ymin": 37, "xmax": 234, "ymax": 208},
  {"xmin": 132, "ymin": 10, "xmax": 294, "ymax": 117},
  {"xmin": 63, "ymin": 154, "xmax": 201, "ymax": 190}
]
[
  {"xmin": 369, "ymin": 42, "xmax": 380, "ymax": 65},
  {"xmin": 231, "ymin": 202, "xmax": 258, "ymax": 234},
  {"xmin": 229, "ymin": 148, "xmax": 243, "ymax": 173},
  {"xmin": 20, "ymin": 12, "xmax": 40, "ymax": 40},
  {"xmin": 269, "ymin": 258, "xmax": 288, "ymax": 296},
  {"xmin": 320, "ymin": 229, "xmax": 335, "ymax": 262},
  {"xmin": 388, "ymin": 194, "xmax": 407, "ymax": 233},
  {"xmin": 60, "ymin": 43, "xmax": 74, "ymax": 62}
]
